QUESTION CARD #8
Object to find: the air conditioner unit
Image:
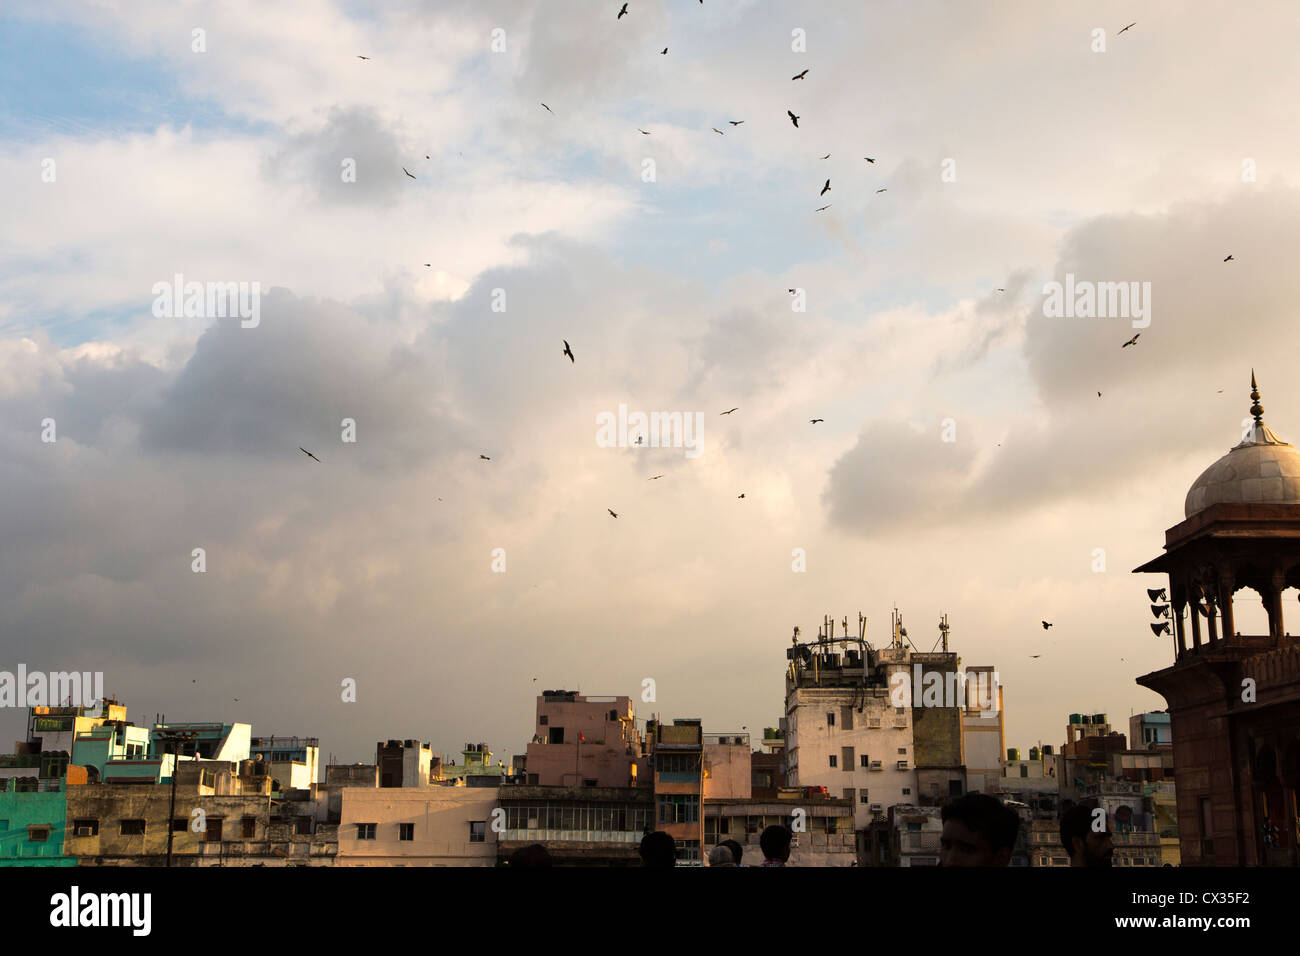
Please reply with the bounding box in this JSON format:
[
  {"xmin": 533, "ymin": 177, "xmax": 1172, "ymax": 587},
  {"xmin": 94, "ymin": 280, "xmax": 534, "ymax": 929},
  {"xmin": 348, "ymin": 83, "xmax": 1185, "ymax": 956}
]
[
  {"xmin": 897, "ymin": 761, "xmax": 909, "ymax": 770},
  {"xmin": 869, "ymin": 761, "xmax": 883, "ymax": 771},
  {"xmin": 869, "ymin": 803, "xmax": 883, "ymax": 812},
  {"xmin": 74, "ymin": 827, "xmax": 92, "ymax": 837}
]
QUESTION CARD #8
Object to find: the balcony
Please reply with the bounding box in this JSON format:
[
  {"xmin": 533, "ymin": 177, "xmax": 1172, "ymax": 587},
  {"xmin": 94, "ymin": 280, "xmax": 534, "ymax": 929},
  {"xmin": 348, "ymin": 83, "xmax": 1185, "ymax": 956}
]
[
  {"xmin": 501, "ymin": 829, "xmax": 640, "ymax": 844},
  {"xmin": 901, "ymin": 832, "xmax": 940, "ymax": 853}
]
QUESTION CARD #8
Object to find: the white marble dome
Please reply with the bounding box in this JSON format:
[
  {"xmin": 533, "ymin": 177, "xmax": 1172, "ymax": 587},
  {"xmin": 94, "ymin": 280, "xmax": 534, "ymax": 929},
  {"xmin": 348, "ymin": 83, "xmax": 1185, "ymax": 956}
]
[{"xmin": 1185, "ymin": 377, "xmax": 1300, "ymax": 517}]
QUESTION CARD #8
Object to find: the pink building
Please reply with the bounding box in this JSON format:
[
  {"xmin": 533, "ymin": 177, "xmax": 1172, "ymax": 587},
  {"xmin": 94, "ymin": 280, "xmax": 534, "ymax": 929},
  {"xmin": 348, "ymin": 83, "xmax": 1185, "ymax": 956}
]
[{"xmin": 523, "ymin": 690, "xmax": 648, "ymax": 788}]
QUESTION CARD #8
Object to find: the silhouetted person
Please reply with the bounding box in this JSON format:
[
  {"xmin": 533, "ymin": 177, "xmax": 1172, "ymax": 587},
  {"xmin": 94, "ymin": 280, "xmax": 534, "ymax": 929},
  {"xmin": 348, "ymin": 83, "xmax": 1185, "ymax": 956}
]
[
  {"xmin": 759, "ymin": 824, "xmax": 792, "ymax": 866},
  {"xmin": 1060, "ymin": 800, "xmax": 1113, "ymax": 867},
  {"xmin": 720, "ymin": 838, "xmax": 744, "ymax": 866},
  {"xmin": 639, "ymin": 830, "xmax": 677, "ymax": 867},
  {"xmin": 939, "ymin": 792, "xmax": 1020, "ymax": 866},
  {"xmin": 508, "ymin": 844, "xmax": 552, "ymax": 867},
  {"xmin": 708, "ymin": 844, "xmax": 736, "ymax": 867}
]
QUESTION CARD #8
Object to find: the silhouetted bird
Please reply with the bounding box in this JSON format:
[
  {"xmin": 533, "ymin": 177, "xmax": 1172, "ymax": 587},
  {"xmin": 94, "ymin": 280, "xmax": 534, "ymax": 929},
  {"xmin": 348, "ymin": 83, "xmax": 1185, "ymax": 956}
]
[
  {"xmin": 299, "ymin": 447, "xmax": 321, "ymax": 462},
  {"xmin": 814, "ymin": 204, "xmax": 831, "ymax": 211},
  {"xmin": 661, "ymin": 47, "xmax": 668, "ymax": 54},
  {"xmin": 810, "ymin": 418, "xmax": 824, "ymax": 423},
  {"xmin": 608, "ymin": 509, "xmax": 619, "ymax": 518},
  {"xmin": 712, "ymin": 128, "xmax": 724, "ymax": 135},
  {"xmin": 356, "ymin": 55, "xmax": 370, "ymax": 60},
  {"xmin": 1117, "ymin": 22, "xmax": 1136, "ymax": 35},
  {"xmin": 563, "ymin": 340, "xmax": 574, "ymax": 362},
  {"xmin": 820, "ymin": 179, "xmax": 831, "ymax": 195},
  {"xmin": 863, "ymin": 157, "xmax": 875, "ymax": 163},
  {"xmin": 1121, "ymin": 333, "xmax": 1140, "ymax": 348},
  {"xmin": 480, "ymin": 454, "xmax": 491, "ymax": 460},
  {"xmin": 729, "ymin": 120, "xmax": 744, "ymax": 125},
  {"xmin": 617, "ymin": 3, "xmax": 628, "ymax": 19},
  {"xmin": 792, "ymin": 69, "xmax": 808, "ymax": 80},
  {"xmin": 737, "ymin": 493, "xmax": 745, "ymax": 498},
  {"xmin": 1224, "ymin": 254, "xmax": 1234, "ymax": 262},
  {"xmin": 541, "ymin": 103, "xmax": 553, "ymax": 113},
  {"xmin": 403, "ymin": 167, "xmax": 416, "ymax": 179},
  {"xmin": 721, "ymin": 408, "xmax": 739, "ymax": 415},
  {"xmin": 1041, "ymin": 621, "xmax": 1053, "ymax": 630},
  {"xmin": 788, "ymin": 110, "xmax": 800, "ymax": 127}
]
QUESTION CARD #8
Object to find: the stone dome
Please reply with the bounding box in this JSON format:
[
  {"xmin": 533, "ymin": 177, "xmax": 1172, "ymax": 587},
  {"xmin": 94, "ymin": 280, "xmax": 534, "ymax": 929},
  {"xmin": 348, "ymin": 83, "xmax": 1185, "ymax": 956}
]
[{"xmin": 1184, "ymin": 373, "xmax": 1300, "ymax": 517}]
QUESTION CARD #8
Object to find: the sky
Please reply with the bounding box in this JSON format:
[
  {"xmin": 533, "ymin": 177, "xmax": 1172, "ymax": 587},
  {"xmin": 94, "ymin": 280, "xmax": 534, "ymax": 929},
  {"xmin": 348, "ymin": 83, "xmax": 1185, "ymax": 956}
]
[{"xmin": 3, "ymin": 0, "xmax": 1300, "ymax": 766}]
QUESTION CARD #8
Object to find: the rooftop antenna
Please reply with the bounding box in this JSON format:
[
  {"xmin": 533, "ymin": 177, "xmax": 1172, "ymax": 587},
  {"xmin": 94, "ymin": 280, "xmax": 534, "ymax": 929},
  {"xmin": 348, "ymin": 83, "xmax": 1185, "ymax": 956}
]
[{"xmin": 935, "ymin": 613, "xmax": 950, "ymax": 653}]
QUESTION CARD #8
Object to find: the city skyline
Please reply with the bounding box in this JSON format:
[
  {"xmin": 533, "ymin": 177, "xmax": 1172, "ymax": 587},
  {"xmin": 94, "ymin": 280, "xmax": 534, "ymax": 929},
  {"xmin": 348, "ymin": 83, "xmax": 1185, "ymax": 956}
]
[{"xmin": 6, "ymin": 1, "xmax": 1300, "ymax": 766}]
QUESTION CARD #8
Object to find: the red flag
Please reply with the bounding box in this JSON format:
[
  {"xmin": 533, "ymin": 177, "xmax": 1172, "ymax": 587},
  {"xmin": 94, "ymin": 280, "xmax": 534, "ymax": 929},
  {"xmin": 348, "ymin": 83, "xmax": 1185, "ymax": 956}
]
[{"xmin": 579, "ymin": 732, "xmax": 587, "ymax": 743}]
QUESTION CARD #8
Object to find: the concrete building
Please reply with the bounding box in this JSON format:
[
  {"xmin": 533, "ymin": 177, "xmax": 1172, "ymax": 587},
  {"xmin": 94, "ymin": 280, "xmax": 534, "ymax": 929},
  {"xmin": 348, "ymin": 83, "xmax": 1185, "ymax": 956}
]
[
  {"xmin": 336, "ymin": 785, "xmax": 498, "ymax": 866},
  {"xmin": 883, "ymin": 804, "xmax": 943, "ymax": 866},
  {"xmin": 784, "ymin": 613, "xmax": 923, "ymax": 835},
  {"xmin": 647, "ymin": 717, "xmax": 703, "ymax": 863},
  {"xmin": 523, "ymin": 691, "xmax": 646, "ymax": 788},
  {"xmin": 250, "ymin": 735, "xmax": 319, "ymax": 790},
  {"xmin": 496, "ymin": 785, "xmax": 653, "ymax": 865},
  {"xmin": 999, "ymin": 746, "xmax": 1059, "ymax": 795},
  {"xmin": 1135, "ymin": 375, "xmax": 1300, "ymax": 865},
  {"xmin": 440, "ymin": 743, "xmax": 511, "ymax": 787},
  {"xmin": 0, "ymin": 791, "xmax": 76, "ymax": 867},
  {"xmin": 962, "ymin": 665, "xmax": 1006, "ymax": 792},
  {"xmin": 376, "ymin": 739, "xmax": 435, "ymax": 788},
  {"xmin": 1130, "ymin": 711, "xmax": 1172, "ymax": 749},
  {"xmin": 63, "ymin": 760, "xmax": 336, "ymax": 866},
  {"xmin": 704, "ymin": 788, "xmax": 856, "ymax": 866}
]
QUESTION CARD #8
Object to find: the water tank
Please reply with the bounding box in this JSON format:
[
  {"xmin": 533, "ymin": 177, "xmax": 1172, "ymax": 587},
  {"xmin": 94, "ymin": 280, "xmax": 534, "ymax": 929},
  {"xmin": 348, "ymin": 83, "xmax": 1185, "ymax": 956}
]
[
  {"xmin": 1069, "ymin": 713, "xmax": 1082, "ymax": 725},
  {"xmin": 1081, "ymin": 715, "xmax": 1091, "ymax": 725},
  {"xmin": 1029, "ymin": 747, "xmax": 1040, "ymax": 761},
  {"xmin": 1007, "ymin": 748, "xmax": 1020, "ymax": 761},
  {"xmin": 1093, "ymin": 713, "xmax": 1107, "ymax": 725},
  {"xmin": 1042, "ymin": 745, "xmax": 1054, "ymax": 755}
]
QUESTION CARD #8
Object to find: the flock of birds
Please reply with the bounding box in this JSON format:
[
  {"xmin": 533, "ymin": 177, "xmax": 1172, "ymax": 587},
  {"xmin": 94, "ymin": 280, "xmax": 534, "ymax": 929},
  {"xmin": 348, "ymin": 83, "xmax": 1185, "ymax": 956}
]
[{"xmin": 341, "ymin": 12, "xmax": 1227, "ymax": 659}]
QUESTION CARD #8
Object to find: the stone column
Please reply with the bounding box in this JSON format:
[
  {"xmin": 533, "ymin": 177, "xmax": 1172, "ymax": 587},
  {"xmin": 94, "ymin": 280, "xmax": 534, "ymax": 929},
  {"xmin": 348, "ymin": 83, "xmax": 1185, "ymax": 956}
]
[
  {"xmin": 1217, "ymin": 569, "xmax": 1236, "ymax": 644},
  {"xmin": 1267, "ymin": 569, "xmax": 1286, "ymax": 644},
  {"xmin": 1188, "ymin": 579, "xmax": 1203, "ymax": 650}
]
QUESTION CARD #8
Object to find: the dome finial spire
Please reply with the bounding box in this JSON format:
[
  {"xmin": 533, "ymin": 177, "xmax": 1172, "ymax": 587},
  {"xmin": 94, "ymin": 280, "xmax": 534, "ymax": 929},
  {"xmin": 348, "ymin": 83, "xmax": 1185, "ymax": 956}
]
[{"xmin": 1250, "ymin": 370, "xmax": 1264, "ymax": 425}]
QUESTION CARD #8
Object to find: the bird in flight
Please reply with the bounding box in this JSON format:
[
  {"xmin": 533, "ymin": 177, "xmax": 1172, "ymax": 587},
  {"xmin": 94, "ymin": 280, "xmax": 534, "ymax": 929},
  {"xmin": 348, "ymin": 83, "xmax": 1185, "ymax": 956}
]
[
  {"xmin": 661, "ymin": 47, "xmax": 668, "ymax": 54},
  {"xmin": 996, "ymin": 288, "xmax": 1005, "ymax": 292},
  {"xmin": 563, "ymin": 340, "xmax": 574, "ymax": 362},
  {"xmin": 721, "ymin": 408, "xmax": 739, "ymax": 415},
  {"xmin": 1117, "ymin": 22, "xmax": 1136, "ymax": 35},
  {"xmin": 1097, "ymin": 391, "xmax": 1102, "ymax": 397},
  {"xmin": 541, "ymin": 103, "xmax": 553, "ymax": 113},
  {"xmin": 635, "ymin": 435, "xmax": 644, "ymax": 445},
  {"xmin": 1121, "ymin": 333, "xmax": 1140, "ymax": 348},
  {"xmin": 863, "ymin": 157, "xmax": 875, "ymax": 163},
  {"xmin": 737, "ymin": 493, "xmax": 745, "ymax": 499},
  {"xmin": 814, "ymin": 204, "xmax": 831, "ymax": 212},
  {"xmin": 820, "ymin": 154, "xmax": 830, "ymax": 160},
  {"xmin": 792, "ymin": 69, "xmax": 808, "ymax": 80},
  {"xmin": 1224, "ymin": 254, "xmax": 1234, "ymax": 262},
  {"xmin": 875, "ymin": 188, "xmax": 887, "ymax": 193},
  {"xmin": 638, "ymin": 128, "xmax": 651, "ymax": 135},
  {"xmin": 820, "ymin": 178, "xmax": 831, "ymax": 196},
  {"xmin": 810, "ymin": 418, "xmax": 824, "ymax": 424},
  {"xmin": 299, "ymin": 447, "xmax": 321, "ymax": 462},
  {"xmin": 608, "ymin": 508, "xmax": 619, "ymax": 518},
  {"xmin": 402, "ymin": 167, "xmax": 416, "ymax": 179},
  {"xmin": 712, "ymin": 127, "xmax": 724, "ymax": 135},
  {"xmin": 1029, "ymin": 655, "xmax": 1041, "ymax": 659},
  {"xmin": 617, "ymin": 3, "xmax": 628, "ymax": 19},
  {"xmin": 648, "ymin": 474, "xmax": 664, "ymax": 480},
  {"xmin": 424, "ymin": 263, "xmax": 431, "ymax": 267},
  {"xmin": 729, "ymin": 120, "xmax": 744, "ymax": 126},
  {"xmin": 1041, "ymin": 621, "xmax": 1053, "ymax": 630},
  {"xmin": 788, "ymin": 110, "xmax": 800, "ymax": 127},
  {"xmin": 480, "ymin": 454, "xmax": 491, "ymax": 460},
  {"xmin": 356, "ymin": 55, "xmax": 370, "ymax": 60}
]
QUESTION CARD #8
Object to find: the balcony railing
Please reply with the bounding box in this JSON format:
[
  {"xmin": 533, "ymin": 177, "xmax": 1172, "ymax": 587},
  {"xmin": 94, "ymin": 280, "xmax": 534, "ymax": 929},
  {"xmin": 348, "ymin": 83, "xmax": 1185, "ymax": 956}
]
[{"xmin": 501, "ymin": 829, "xmax": 639, "ymax": 844}]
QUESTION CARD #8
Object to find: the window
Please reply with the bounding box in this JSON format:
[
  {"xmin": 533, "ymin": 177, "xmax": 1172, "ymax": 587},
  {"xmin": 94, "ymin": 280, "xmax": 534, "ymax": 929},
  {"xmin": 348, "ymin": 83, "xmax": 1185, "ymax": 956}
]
[
  {"xmin": 860, "ymin": 792, "xmax": 870, "ymax": 804},
  {"xmin": 241, "ymin": 817, "xmax": 256, "ymax": 838},
  {"xmin": 399, "ymin": 823, "xmax": 415, "ymax": 841},
  {"xmin": 171, "ymin": 818, "xmax": 187, "ymax": 833},
  {"xmin": 895, "ymin": 706, "xmax": 906, "ymax": 716},
  {"xmin": 357, "ymin": 822, "xmax": 377, "ymax": 840},
  {"xmin": 72, "ymin": 819, "xmax": 99, "ymax": 836},
  {"xmin": 295, "ymin": 816, "xmax": 312, "ymax": 835},
  {"xmin": 949, "ymin": 780, "xmax": 963, "ymax": 797},
  {"xmin": 902, "ymin": 788, "xmax": 911, "ymax": 796},
  {"xmin": 897, "ymin": 748, "xmax": 907, "ymax": 755},
  {"xmin": 120, "ymin": 819, "xmax": 146, "ymax": 835},
  {"xmin": 527, "ymin": 774, "xmax": 539, "ymax": 786},
  {"xmin": 844, "ymin": 788, "xmax": 855, "ymax": 803},
  {"xmin": 860, "ymin": 754, "xmax": 870, "ymax": 768},
  {"xmin": 840, "ymin": 706, "xmax": 854, "ymax": 731},
  {"xmin": 548, "ymin": 727, "xmax": 565, "ymax": 744},
  {"xmin": 827, "ymin": 711, "xmax": 836, "ymax": 727},
  {"xmin": 1020, "ymin": 765, "xmax": 1028, "ymax": 778},
  {"xmin": 29, "ymin": 827, "xmax": 50, "ymax": 842},
  {"xmin": 829, "ymin": 754, "xmax": 838, "ymax": 768},
  {"xmin": 841, "ymin": 747, "xmax": 854, "ymax": 771},
  {"xmin": 658, "ymin": 795, "xmax": 699, "ymax": 824},
  {"xmin": 469, "ymin": 821, "xmax": 486, "ymax": 843}
]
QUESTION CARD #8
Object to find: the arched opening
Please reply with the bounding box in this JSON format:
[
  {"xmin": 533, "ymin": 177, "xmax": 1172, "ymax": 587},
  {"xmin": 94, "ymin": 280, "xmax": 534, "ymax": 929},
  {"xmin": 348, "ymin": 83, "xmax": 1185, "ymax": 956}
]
[
  {"xmin": 1230, "ymin": 586, "xmax": 1270, "ymax": 638},
  {"xmin": 1282, "ymin": 587, "xmax": 1300, "ymax": 638}
]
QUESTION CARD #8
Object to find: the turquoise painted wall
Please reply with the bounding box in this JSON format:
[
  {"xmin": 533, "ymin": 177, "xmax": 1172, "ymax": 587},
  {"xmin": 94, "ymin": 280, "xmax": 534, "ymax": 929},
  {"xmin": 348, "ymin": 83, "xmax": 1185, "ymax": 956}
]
[{"xmin": 0, "ymin": 791, "xmax": 76, "ymax": 867}]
